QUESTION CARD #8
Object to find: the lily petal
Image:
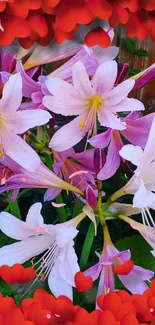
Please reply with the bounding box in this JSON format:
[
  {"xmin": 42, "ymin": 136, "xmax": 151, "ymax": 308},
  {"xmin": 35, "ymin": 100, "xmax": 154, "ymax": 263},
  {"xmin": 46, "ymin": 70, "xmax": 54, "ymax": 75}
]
[
  {"xmin": 0, "ymin": 234, "xmax": 53, "ymax": 266},
  {"xmin": 26, "ymin": 202, "xmax": 44, "ymax": 230},
  {"xmin": 0, "ymin": 73, "xmax": 22, "ymax": 115},
  {"xmin": 0, "ymin": 212, "xmax": 35, "ymax": 240}
]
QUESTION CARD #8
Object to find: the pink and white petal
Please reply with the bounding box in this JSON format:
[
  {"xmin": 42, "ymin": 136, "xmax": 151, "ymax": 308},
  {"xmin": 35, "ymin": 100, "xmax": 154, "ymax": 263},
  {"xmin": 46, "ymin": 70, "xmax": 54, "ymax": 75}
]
[
  {"xmin": 0, "ymin": 212, "xmax": 34, "ymax": 240},
  {"xmin": 23, "ymin": 41, "xmax": 81, "ymax": 70},
  {"xmin": 43, "ymin": 95, "xmax": 86, "ymax": 116},
  {"xmin": 92, "ymin": 60, "xmax": 117, "ymax": 93},
  {"xmin": 0, "ymin": 73, "xmax": 22, "ymax": 115},
  {"xmin": 0, "ymin": 234, "xmax": 53, "ymax": 266},
  {"xmin": 97, "ymin": 266, "xmax": 115, "ymax": 300},
  {"xmin": 16, "ymin": 60, "xmax": 41, "ymax": 98},
  {"xmin": 6, "ymin": 109, "xmax": 51, "ymax": 134},
  {"xmin": 122, "ymin": 112, "xmax": 155, "ymax": 148},
  {"xmin": 45, "ymin": 77, "xmax": 81, "ymax": 101},
  {"xmin": 143, "ymin": 118, "xmax": 155, "ymax": 167},
  {"xmin": 133, "ymin": 180, "xmax": 155, "ymax": 209},
  {"xmin": 104, "ymin": 80, "xmax": 135, "ymax": 106},
  {"xmin": 55, "ymin": 226, "xmax": 78, "ymax": 247},
  {"xmin": 89, "ymin": 128, "xmax": 112, "ymax": 149},
  {"xmin": 111, "ymin": 98, "xmax": 144, "ymax": 113},
  {"xmin": 83, "ymin": 203, "xmax": 97, "ymax": 235},
  {"xmin": 72, "ymin": 61, "xmax": 93, "ymax": 97},
  {"xmin": 98, "ymin": 109, "xmax": 126, "ymax": 130},
  {"xmin": 49, "ymin": 114, "xmax": 88, "ymax": 152},
  {"xmin": 118, "ymin": 266, "xmax": 153, "ymax": 294},
  {"xmin": 44, "ymin": 188, "xmax": 62, "ymax": 201},
  {"xmin": 26, "ymin": 202, "xmax": 44, "ymax": 230},
  {"xmin": 84, "ymin": 262, "xmax": 102, "ymax": 281},
  {"xmin": 59, "ymin": 244, "xmax": 80, "ymax": 286},
  {"xmin": 97, "ymin": 132, "xmax": 122, "ymax": 180},
  {"xmin": 1, "ymin": 130, "xmax": 41, "ymax": 172},
  {"xmin": 93, "ymin": 46, "xmax": 119, "ymax": 64},
  {"xmin": 48, "ymin": 259, "xmax": 73, "ymax": 299},
  {"xmin": 119, "ymin": 144, "xmax": 143, "ymax": 167}
]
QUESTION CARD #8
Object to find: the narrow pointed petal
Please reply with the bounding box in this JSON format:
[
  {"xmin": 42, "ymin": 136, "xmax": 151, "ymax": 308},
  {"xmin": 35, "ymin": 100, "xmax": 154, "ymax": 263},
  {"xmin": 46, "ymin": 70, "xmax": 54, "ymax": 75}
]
[
  {"xmin": 6, "ymin": 109, "xmax": 51, "ymax": 134},
  {"xmin": 92, "ymin": 60, "xmax": 117, "ymax": 93},
  {"xmin": 1, "ymin": 130, "xmax": 41, "ymax": 172},
  {"xmin": 72, "ymin": 61, "xmax": 93, "ymax": 97},
  {"xmin": 0, "ymin": 74, "xmax": 22, "ymax": 114},
  {"xmin": 22, "ymin": 41, "xmax": 81, "ymax": 71},
  {"xmin": 97, "ymin": 132, "xmax": 122, "ymax": 180},
  {"xmin": 104, "ymin": 80, "xmax": 135, "ymax": 106},
  {"xmin": 48, "ymin": 259, "xmax": 73, "ymax": 299},
  {"xmin": 44, "ymin": 188, "xmax": 62, "ymax": 201},
  {"xmin": 143, "ymin": 118, "xmax": 155, "ymax": 167},
  {"xmin": 112, "ymin": 98, "xmax": 144, "ymax": 113},
  {"xmin": 43, "ymin": 94, "xmax": 85, "ymax": 116},
  {"xmin": 122, "ymin": 112, "xmax": 155, "ymax": 148},
  {"xmin": 83, "ymin": 203, "xmax": 97, "ymax": 235},
  {"xmin": 89, "ymin": 129, "xmax": 112, "ymax": 149},
  {"xmin": 49, "ymin": 114, "xmax": 88, "ymax": 151},
  {"xmin": 0, "ymin": 235, "xmax": 53, "ymax": 266},
  {"xmin": 16, "ymin": 60, "xmax": 41, "ymax": 97},
  {"xmin": 26, "ymin": 202, "xmax": 44, "ymax": 229},
  {"xmin": 59, "ymin": 244, "xmax": 80, "ymax": 286},
  {"xmin": 118, "ymin": 266, "xmax": 153, "ymax": 294},
  {"xmin": 0, "ymin": 212, "xmax": 34, "ymax": 240}
]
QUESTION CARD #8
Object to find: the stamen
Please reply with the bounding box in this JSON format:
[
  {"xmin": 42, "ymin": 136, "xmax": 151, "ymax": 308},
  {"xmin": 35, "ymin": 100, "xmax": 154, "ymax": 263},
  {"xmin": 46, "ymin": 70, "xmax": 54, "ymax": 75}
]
[{"xmin": 20, "ymin": 242, "xmax": 60, "ymax": 298}]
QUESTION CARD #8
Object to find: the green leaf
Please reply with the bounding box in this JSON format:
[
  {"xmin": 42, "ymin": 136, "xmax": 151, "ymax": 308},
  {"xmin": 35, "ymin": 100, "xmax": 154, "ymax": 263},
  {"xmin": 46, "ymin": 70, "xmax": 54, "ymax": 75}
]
[
  {"xmin": 80, "ymin": 219, "xmax": 99, "ymax": 269},
  {"xmin": 56, "ymin": 193, "xmax": 66, "ymax": 222},
  {"xmin": 134, "ymin": 50, "xmax": 149, "ymax": 57},
  {"xmin": 80, "ymin": 223, "xmax": 95, "ymax": 269},
  {"xmin": 125, "ymin": 38, "xmax": 136, "ymax": 53},
  {"xmin": 72, "ymin": 200, "xmax": 84, "ymax": 218},
  {"xmin": 8, "ymin": 194, "xmax": 21, "ymax": 219},
  {"xmin": 115, "ymin": 235, "xmax": 155, "ymax": 271}
]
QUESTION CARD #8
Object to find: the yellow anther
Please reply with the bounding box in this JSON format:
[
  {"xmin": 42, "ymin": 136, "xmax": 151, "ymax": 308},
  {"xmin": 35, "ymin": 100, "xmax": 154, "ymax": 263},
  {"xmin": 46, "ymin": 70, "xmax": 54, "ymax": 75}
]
[
  {"xmin": 79, "ymin": 120, "xmax": 86, "ymax": 129},
  {"xmin": 89, "ymin": 94, "xmax": 103, "ymax": 111},
  {"xmin": 0, "ymin": 151, "xmax": 6, "ymax": 157}
]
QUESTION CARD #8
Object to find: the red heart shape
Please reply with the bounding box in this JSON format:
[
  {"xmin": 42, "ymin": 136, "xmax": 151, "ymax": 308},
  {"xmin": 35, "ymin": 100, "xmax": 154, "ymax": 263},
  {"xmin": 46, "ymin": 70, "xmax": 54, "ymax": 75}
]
[
  {"xmin": 0, "ymin": 264, "xmax": 24, "ymax": 284},
  {"xmin": 84, "ymin": 27, "xmax": 111, "ymax": 48},
  {"xmin": 75, "ymin": 271, "xmax": 93, "ymax": 292},
  {"xmin": 18, "ymin": 267, "xmax": 36, "ymax": 284},
  {"xmin": 114, "ymin": 260, "xmax": 134, "ymax": 275}
]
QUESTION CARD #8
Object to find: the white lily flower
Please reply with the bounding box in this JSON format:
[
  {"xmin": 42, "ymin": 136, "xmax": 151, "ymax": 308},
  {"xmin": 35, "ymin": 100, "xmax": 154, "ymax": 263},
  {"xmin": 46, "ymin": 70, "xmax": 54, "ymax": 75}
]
[
  {"xmin": 0, "ymin": 202, "xmax": 85, "ymax": 300},
  {"xmin": 119, "ymin": 118, "xmax": 155, "ymax": 230}
]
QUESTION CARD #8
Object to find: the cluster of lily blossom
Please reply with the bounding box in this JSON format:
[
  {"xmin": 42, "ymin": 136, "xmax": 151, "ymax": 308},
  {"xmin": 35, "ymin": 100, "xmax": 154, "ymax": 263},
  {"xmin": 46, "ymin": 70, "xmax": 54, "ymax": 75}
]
[
  {"xmin": 0, "ymin": 28, "xmax": 155, "ymax": 313},
  {"xmin": 1, "ymin": 0, "xmax": 155, "ymax": 48}
]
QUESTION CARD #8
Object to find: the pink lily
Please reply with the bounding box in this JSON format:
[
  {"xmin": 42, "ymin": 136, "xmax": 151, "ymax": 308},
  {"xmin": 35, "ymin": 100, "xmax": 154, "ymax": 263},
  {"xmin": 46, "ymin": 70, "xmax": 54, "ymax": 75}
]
[
  {"xmin": 89, "ymin": 112, "xmax": 155, "ymax": 180},
  {"xmin": 0, "ymin": 73, "xmax": 51, "ymax": 171},
  {"xmin": 45, "ymin": 148, "xmax": 97, "ymax": 201},
  {"xmin": 0, "ymin": 154, "xmax": 84, "ymax": 200},
  {"xmin": 0, "ymin": 202, "xmax": 86, "ymax": 299},
  {"xmin": 84, "ymin": 226, "xmax": 154, "ymax": 306},
  {"xmin": 43, "ymin": 60, "xmax": 144, "ymax": 152}
]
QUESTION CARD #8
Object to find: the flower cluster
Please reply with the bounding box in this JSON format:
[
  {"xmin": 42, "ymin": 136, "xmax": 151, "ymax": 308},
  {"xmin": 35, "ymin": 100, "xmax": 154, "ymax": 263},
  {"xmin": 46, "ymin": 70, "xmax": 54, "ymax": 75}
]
[
  {"xmin": 1, "ymin": 0, "xmax": 155, "ymax": 48},
  {"xmin": 0, "ymin": 28, "xmax": 155, "ymax": 316}
]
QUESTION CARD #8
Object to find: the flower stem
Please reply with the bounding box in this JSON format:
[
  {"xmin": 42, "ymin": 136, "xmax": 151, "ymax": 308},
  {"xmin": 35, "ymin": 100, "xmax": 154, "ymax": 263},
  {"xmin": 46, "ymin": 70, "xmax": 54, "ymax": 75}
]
[{"xmin": 97, "ymin": 180, "xmax": 106, "ymax": 226}]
